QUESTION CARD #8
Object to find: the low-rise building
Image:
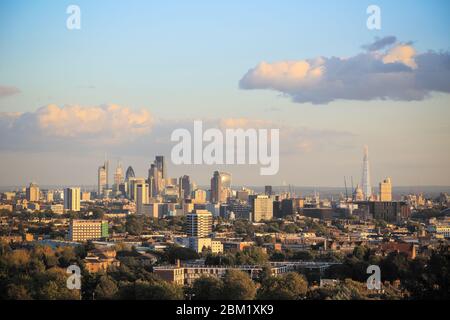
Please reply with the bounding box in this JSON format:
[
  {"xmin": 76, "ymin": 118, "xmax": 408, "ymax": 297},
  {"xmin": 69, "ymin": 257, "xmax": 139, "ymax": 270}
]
[{"xmin": 83, "ymin": 249, "xmax": 120, "ymax": 273}]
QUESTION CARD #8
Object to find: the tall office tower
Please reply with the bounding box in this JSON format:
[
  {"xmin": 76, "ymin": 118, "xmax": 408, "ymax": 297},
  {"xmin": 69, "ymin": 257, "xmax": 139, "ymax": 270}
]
[
  {"xmin": 113, "ymin": 162, "xmax": 124, "ymax": 193},
  {"xmin": 45, "ymin": 190, "xmax": 54, "ymax": 202},
  {"xmin": 210, "ymin": 171, "xmax": 222, "ymax": 204},
  {"xmin": 128, "ymin": 177, "xmax": 146, "ymax": 202},
  {"xmin": 26, "ymin": 182, "xmax": 40, "ymax": 202},
  {"xmin": 98, "ymin": 161, "xmax": 108, "ymax": 196},
  {"xmin": 379, "ymin": 177, "xmax": 392, "ymax": 201},
  {"xmin": 186, "ymin": 210, "xmax": 213, "ymax": 238},
  {"xmin": 179, "ymin": 175, "xmax": 191, "ymax": 200},
  {"xmin": 125, "ymin": 166, "xmax": 135, "ymax": 181},
  {"xmin": 210, "ymin": 171, "xmax": 231, "ymax": 204},
  {"xmin": 192, "ymin": 189, "xmax": 207, "ymax": 204},
  {"xmin": 64, "ymin": 187, "xmax": 80, "ymax": 212},
  {"xmin": 361, "ymin": 146, "xmax": 372, "ymax": 200},
  {"xmin": 69, "ymin": 219, "xmax": 108, "ymax": 242},
  {"xmin": 252, "ymin": 195, "xmax": 273, "ymax": 222},
  {"xmin": 265, "ymin": 185, "xmax": 273, "ymax": 196},
  {"xmin": 148, "ymin": 164, "xmax": 162, "ymax": 198},
  {"xmin": 155, "ymin": 156, "xmax": 166, "ymax": 179},
  {"xmin": 136, "ymin": 183, "xmax": 149, "ymax": 215}
]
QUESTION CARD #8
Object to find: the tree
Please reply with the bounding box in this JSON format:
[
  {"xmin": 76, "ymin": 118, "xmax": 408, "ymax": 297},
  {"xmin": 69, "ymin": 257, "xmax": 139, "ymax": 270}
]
[
  {"xmin": 56, "ymin": 247, "xmax": 77, "ymax": 268},
  {"xmin": 7, "ymin": 284, "xmax": 32, "ymax": 300},
  {"xmin": 258, "ymin": 272, "xmax": 308, "ymax": 300},
  {"xmin": 291, "ymin": 250, "xmax": 314, "ymax": 261},
  {"xmin": 192, "ymin": 275, "xmax": 223, "ymax": 300},
  {"xmin": 379, "ymin": 252, "xmax": 409, "ymax": 282},
  {"xmin": 34, "ymin": 268, "xmax": 80, "ymax": 300},
  {"xmin": 132, "ymin": 280, "xmax": 184, "ymax": 300},
  {"xmin": 353, "ymin": 246, "xmax": 369, "ymax": 261},
  {"xmin": 125, "ymin": 215, "xmax": 143, "ymax": 236},
  {"xmin": 403, "ymin": 245, "xmax": 450, "ymax": 300},
  {"xmin": 164, "ymin": 245, "xmax": 199, "ymax": 264},
  {"xmin": 94, "ymin": 275, "xmax": 118, "ymax": 300},
  {"xmin": 221, "ymin": 270, "xmax": 256, "ymax": 300},
  {"xmin": 92, "ymin": 208, "xmax": 105, "ymax": 220},
  {"xmin": 205, "ymin": 253, "xmax": 235, "ymax": 266},
  {"xmin": 235, "ymin": 247, "xmax": 268, "ymax": 265}
]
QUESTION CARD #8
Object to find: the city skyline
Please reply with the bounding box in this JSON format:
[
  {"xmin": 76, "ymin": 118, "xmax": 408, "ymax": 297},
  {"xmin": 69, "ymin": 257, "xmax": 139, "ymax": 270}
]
[
  {"xmin": 1, "ymin": 0, "xmax": 449, "ymax": 187},
  {"xmin": 1, "ymin": 1, "xmax": 449, "ymax": 305}
]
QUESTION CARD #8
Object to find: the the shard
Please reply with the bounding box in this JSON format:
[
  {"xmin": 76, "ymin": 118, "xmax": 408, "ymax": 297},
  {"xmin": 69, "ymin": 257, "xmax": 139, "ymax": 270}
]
[{"xmin": 361, "ymin": 146, "xmax": 372, "ymax": 200}]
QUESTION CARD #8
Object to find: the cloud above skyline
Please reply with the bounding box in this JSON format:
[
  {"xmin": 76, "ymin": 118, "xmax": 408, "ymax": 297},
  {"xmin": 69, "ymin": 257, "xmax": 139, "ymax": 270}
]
[
  {"xmin": 239, "ymin": 37, "xmax": 450, "ymax": 104},
  {"xmin": 362, "ymin": 36, "xmax": 398, "ymax": 51},
  {"xmin": 0, "ymin": 104, "xmax": 154, "ymax": 151},
  {"xmin": 0, "ymin": 85, "xmax": 20, "ymax": 98},
  {"xmin": 0, "ymin": 105, "xmax": 353, "ymax": 158}
]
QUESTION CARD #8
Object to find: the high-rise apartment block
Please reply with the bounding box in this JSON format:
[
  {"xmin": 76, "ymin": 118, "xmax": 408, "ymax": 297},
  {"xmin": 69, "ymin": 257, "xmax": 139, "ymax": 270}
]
[
  {"xmin": 136, "ymin": 183, "xmax": 150, "ymax": 215},
  {"xmin": 186, "ymin": 210, "xmax": 213, "ymax": 238},
  {"xmin": 68, "ymin": 219, "xmax": 108, "ymax": 242},
  {"xmin": 252, "ymin": 195, "xmax": 273, "ymax": 222},
  {"xmin": 379, "ymin": 177, "xmax": 392, "ymax": 201},
  {"xmin": 64, "ymin": 187, "xmax": 81, "ymax": 212}
]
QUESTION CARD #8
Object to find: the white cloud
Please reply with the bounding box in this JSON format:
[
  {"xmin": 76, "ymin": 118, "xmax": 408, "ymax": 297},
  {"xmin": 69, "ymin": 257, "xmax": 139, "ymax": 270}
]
[
  {"xmin": 0, "ymin": 85, "xmax": 20, "ymax": 98},
  {"xmin": 382, "ymin": 44, "xmax": 417, "ymax": 69},
  {"xmin": 0, "ymin": 107, "xmax": 353, "ymax": 158},
  {"xmin": 239, "ymin": 38, "xmax": 450, "ymax": 104},
  {"xmin": 0, "ymin": 104, "xmax": 154, "ymax": 150}
]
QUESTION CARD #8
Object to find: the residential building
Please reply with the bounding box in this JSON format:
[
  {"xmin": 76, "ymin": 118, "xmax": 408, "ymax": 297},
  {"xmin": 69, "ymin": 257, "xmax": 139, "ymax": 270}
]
[
  {"xmin": 64, "ymin": 187, "xmax": 80, "ymax": 212},
  {"xmin": 69, "ymin": 219, "xmax": 109, "ymax": 242}
]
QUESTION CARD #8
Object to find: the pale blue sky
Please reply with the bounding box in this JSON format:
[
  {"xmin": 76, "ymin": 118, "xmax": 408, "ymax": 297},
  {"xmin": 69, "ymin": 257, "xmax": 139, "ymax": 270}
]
[{"xmin": 0, "ymin": 0, "xmax": 449, "ymax": 187}]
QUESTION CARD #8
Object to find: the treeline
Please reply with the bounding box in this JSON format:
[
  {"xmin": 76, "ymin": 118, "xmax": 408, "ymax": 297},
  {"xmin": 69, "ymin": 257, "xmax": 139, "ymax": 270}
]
[
  {"xmin": 0, "ymin": 242, "xmax": 84, "ymax": 299},
  {"xmin": 324, "ymin": 244, "xmax": 449, "ymax": 300},
  {"xmin": 1, "ymin": 240, "xmax": 448, "ymax": 300}
]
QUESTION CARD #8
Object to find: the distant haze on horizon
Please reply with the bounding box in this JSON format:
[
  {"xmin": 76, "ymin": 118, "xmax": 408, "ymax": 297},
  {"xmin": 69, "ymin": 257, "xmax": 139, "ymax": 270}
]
[{"xmin": 0, "ymin": 0, "xmax": 449, "ymax": 187}]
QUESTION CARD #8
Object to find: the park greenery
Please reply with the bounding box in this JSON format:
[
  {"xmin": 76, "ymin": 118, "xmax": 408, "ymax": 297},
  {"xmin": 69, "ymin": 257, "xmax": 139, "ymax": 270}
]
[{"xmin": 0, "ymin": 237, "xmax": 448, "ymax": 300}]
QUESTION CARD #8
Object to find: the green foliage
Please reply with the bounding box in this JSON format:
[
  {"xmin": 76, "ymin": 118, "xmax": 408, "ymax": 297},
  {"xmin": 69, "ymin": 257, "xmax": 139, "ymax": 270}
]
[
  {"xmin": 94, "ymin": 275, "xmax": 118, "ymax": 300},
  {"xmin": 221, "ymin": 270, "xmax": 256, "ymax": 300},
  {"xmin": 233, "ymin": 220, "xmax": 256, "ymax": 240},
  {"xmin": 258, "ymin": 272, "xmax": 308, "ymax": 300},
  {"xmin": 118, "ymin": 279, "xmax": 184, "ymax": 300},
  {"xmin": 205, "ymin": 253, "xmax": 236, "ymax": 266},
  {"xmin": 125, "ymin": 215, "xmax": 143, "ymax": 236},
  {"xmin": 0, "ymin": 245, "xmax": 82, "ymax": 300},
  {"xmin": 402, "ymin": 245, "xmax": 450, "ymax": 300},
  {"xmin": 91, "ymin": 208, "xmax": 105, "ymax": 220},
  {"xmin": 191, "ymin": 275, "xmax": 223, "ymax": 300},
  {"xmin": 235, "ymin": 247, "xmax": 269, "ymax": 265},
  {"xmin": 164, "ymin": 245, "xmax": 199, "ymax": 264},
  {"xmin": 308, "ymin": 278, "xmax": 403, "ymax": 300}
]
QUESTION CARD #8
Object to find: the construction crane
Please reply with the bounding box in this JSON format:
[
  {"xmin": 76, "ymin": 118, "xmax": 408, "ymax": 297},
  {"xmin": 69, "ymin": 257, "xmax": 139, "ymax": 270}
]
[
  {"xmin": 351, "ymin": 176, "xmax": 354, "ymax": 201},
  {"xmin": 344, "ymin": 176, "xmax": 349, "ymax": 200}
]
